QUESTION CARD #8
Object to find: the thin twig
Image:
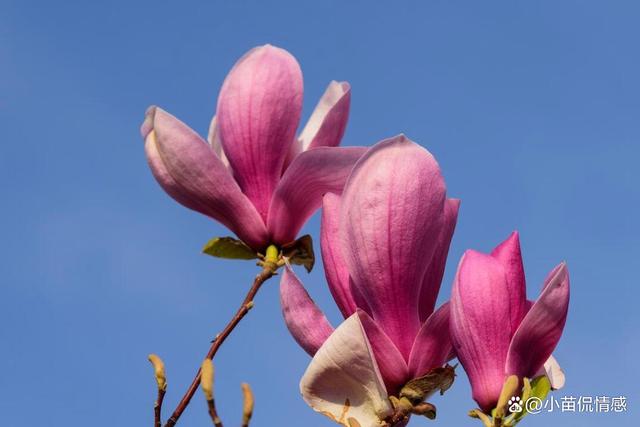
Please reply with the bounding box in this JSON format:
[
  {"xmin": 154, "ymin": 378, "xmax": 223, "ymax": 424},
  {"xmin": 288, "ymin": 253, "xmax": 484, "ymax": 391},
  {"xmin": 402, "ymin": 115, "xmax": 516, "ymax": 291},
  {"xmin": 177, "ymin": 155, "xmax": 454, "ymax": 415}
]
[
  {"xmin": 163, "ymin": 263, "xmax": 278, "ymax": 427},
  {"xmin": 154, "ymin": 388, "xmax": 166, "ymax": 427},
  {"xmin": 148, "ymin": 354, "xmax": 167, "ymax": 427},
  {"xmin": 206, "ymin": 398, "xmax": 223, "ymax": 427}
]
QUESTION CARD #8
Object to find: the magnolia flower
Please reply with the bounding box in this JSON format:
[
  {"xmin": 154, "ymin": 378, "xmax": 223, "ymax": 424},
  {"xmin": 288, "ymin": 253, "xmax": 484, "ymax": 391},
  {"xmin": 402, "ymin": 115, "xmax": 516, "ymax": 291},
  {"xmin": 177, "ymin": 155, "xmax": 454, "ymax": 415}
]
[
  {"xmin": 280, "ymin": 136, "xmax": 459, "ymax": 426},
  {"xmin": 450, "ymin": 232, "xmax": 570, "ymax": 414},
  {"xmin": 141, "ymin": 45, "xmax": 365, "ymax": 252}
]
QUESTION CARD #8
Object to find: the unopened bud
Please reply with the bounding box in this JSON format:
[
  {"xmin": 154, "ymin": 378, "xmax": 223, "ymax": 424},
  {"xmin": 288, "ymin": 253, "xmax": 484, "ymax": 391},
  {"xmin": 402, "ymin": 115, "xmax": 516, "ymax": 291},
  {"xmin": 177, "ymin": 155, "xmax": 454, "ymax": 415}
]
[
  {"xmin": 148, "ymin": 354, "xmax": 167, "ymax": 391},
  {"xmin": 201, "ymin": 359, "xmax": 215, "ymax": 401},
  {"xmin": 241, "ymin": 383, "xmax": 255, "ymax": 426}
]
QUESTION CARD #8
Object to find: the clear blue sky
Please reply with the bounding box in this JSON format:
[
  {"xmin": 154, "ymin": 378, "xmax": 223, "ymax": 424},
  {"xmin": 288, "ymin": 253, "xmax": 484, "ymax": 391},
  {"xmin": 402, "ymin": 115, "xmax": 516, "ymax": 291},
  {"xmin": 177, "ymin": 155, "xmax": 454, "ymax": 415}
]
[{"xmin": 1, "ymin": 1, "xmax": 638, "ymax": 426}]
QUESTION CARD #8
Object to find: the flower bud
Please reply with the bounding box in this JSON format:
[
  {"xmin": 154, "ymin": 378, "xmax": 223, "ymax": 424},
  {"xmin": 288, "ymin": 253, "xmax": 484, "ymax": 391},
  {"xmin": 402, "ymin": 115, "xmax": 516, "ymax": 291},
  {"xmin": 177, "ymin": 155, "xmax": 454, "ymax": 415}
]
[
  {"xmin": 201, "ymin": 359, "xmax": 215, "ymax": 401},
  {"xmin": 148, "ymin": 354, "xmax": 167, "ymax": 391},
  {"xmin": 241, "ymin": 383, "xmax": 254, "ymax": 426}
]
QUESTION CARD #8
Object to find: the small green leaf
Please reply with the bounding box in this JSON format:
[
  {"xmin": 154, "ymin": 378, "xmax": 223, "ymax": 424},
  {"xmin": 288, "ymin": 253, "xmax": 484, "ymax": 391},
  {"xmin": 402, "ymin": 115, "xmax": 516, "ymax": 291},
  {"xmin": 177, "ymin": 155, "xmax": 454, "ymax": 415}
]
[
  {"xmin": 282, "ymin": 234, "xmax": 315, "ymax": 272},
  {"xmin": 508, "ymin": 375, "xmax": 552, "ymax": 425},
  {"xmin": 202, "ymin": 237, "xmax": 257, "ymax": 260},
  {"xmin": 529, "ymin": 375, "xmax": 552, "ymax": 401}
]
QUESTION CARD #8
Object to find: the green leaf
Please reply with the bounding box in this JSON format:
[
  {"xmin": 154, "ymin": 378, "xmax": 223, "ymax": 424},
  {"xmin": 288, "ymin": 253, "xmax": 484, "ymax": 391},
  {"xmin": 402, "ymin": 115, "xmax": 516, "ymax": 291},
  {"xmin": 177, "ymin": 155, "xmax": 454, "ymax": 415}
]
[
  {"xmin": 507, "ymin": 375, "xmax": 552, "ymax": 426},
  {"xmin": 282, "ymin": 234, "xmax": 315, "ymax": 272},
  {"xmin": 529, "ymin": 375, "xmax": 552, "ymax": 401},
  {"xmin": 202, "ymin": 237, "xmax": 257, "ymax": 260}
]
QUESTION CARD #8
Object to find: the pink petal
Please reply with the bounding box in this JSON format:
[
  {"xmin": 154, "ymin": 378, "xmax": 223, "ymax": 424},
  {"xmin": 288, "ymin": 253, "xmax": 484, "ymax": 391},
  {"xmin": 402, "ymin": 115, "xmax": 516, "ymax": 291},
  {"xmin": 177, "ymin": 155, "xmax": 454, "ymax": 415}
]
[
  {"xmin": 280, "ymin": 266, "xmax": 334, "ymax": 356},
  {"xmin": 283, "ymin": 81, "xmax": 351, "ymax": 170},
  {"xmin": 320, "ymin": 193, "xmax": 358, "ymax": 317},
  {"xmin": 506, "ymin": 263, "xmax": 570, "ymax": 379},
  {"xmin": 357, "ymin": 310, "xmax": 410, "ymax": 395},
  {"xmin": 142, "ymin": 106, "xmax": 268, "ymax": 250},
  {"xmin": 340, "ymin": 135, "xmax": 447, "ymax": 359},
  {"xmin": 450, "ymin": 251, "xmax": 513, "ymax": 412},
  {"xmin": 267, "ymin": 146, "xmax": 367, "ymax": 245},
  {"xmin": 408, "ymin": 303, "xmax": 453, "ymax": 378},
  {"xmin": 538, "ymin": 355, "xmax": 566, "ymax": 390},
  {"xmin": 418, "ymin": 198, "xmax": 460, "ymax": 321},
  {"xmin": 206, "ymin": 115, "xmax": 230, "ymax": 169},
  {"xmin": 300, "ymin": 81, "xmax": 351, "ymax": 150},
  {"xmin": 490, "ymin": 231, "xmax": 527, "ymax": 337},
  {"xmin": 300, "ymin": 314, "xmax": 393, "ymax": 427},
  {"xmin": 541, "ymin": 261, "xmax": 564, "ymax": 292},
  {"xmin": 216, "ymin": 45, "xmax": 303, "ymax": 221},
  {"xmin": 349, "ymin": 276, "xmax": 373, "ymax": 315}
]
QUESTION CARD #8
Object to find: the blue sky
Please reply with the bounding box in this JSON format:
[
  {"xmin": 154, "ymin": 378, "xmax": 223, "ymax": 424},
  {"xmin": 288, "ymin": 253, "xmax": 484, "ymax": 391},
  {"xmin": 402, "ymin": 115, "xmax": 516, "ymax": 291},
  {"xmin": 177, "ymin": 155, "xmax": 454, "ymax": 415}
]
[{"xmin": 1, "ymin": 1, "xmax": 638, "ymax": 426}]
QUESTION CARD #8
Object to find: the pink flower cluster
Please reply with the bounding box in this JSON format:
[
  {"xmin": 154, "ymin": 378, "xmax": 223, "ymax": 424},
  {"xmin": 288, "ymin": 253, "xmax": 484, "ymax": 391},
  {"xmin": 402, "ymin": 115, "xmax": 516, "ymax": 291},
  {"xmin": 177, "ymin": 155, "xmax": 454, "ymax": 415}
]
[{"xmin": 142, "ymin": 45, "xmax": 570, "ymax": 427}]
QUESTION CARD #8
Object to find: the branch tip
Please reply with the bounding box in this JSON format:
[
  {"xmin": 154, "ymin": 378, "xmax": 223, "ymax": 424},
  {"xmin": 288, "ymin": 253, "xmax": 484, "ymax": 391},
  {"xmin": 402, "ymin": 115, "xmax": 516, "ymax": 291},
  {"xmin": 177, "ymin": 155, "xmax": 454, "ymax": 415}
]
[
  {"xmin": 241, "ymin": 383, "xmax": 255, "ymax": 427},
  {"xmin": 148, "ymin": 354, "xmax": 167, "ymax": 391}
]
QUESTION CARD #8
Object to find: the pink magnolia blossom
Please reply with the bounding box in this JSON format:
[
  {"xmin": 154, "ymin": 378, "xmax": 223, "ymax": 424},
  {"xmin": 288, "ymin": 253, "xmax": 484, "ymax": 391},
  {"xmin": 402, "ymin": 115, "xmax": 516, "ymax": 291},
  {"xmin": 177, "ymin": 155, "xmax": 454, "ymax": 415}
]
[
  {"xmin": 450, "ymin": 232, "xmax": 570, "ymax": 412},
  {"xmin": 141, "ymin": 45, "xmax": 365, "ymax": 251},
  {"xmin": 280, "ymin": 135, "xmax": 459, "ymax": 425}
]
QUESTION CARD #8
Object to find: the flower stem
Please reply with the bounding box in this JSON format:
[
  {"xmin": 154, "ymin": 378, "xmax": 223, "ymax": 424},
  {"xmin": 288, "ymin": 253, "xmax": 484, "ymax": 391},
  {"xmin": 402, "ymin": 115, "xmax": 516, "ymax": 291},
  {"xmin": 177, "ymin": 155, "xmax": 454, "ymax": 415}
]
[{"xmin": 163, "ymin": 260, "xmax": 278, "ymax": 427}]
